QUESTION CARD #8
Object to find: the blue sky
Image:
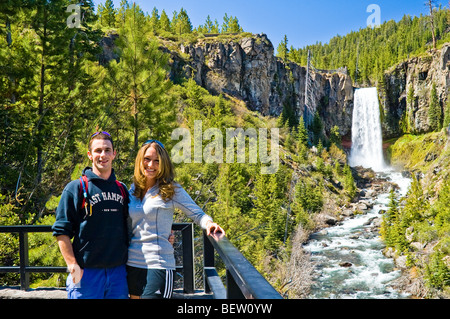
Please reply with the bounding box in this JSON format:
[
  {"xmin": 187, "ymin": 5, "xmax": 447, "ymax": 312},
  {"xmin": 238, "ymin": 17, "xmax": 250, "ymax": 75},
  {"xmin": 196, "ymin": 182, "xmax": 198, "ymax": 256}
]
[{"xmin": 93, "ymin": 0, "xmax": 448, "ymax": 49}]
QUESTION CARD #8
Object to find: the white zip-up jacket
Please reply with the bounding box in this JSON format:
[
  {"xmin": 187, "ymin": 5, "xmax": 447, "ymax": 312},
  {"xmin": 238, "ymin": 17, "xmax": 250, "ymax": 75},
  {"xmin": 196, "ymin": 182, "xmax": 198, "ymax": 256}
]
[{"xmin": 127, "ymin": 182, "xmax": 212, "ymax": 270}]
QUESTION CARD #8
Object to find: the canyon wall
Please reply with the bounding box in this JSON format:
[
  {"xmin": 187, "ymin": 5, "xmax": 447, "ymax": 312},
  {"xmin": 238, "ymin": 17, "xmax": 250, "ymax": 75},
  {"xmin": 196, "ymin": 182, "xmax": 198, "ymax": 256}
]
[
  {"xmin": 100, "ymin": 32, "xmax": 450, "ymax": 140},
  {"xmin": 170, "ymin": 34, "xmax": 450, "ymax": 140},
  {"xmin": 169, "ymin": 34, "xmax": 354, "ymax": 138},
  {"xmin": 381, "ymin": 44, "xmax": 450, "ymax": 138}
]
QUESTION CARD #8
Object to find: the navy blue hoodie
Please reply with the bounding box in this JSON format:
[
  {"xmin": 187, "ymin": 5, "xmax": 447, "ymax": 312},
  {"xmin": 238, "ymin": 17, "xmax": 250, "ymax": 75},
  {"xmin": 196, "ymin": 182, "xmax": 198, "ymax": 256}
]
[{"xmin": 52, "ymin": 167, "xmax": 130, "ymax": 269}]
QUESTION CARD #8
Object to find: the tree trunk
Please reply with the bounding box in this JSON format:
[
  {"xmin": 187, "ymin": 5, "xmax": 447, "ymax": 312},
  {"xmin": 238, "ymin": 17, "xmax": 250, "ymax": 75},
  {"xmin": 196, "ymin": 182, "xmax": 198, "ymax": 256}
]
[
  {"xmin": 37, "ymin": 8, "xmax": 48, "ymax": 185},
  {"xmin": 427, "ymin": 0, "xmax": 437, "ymax": 50}
]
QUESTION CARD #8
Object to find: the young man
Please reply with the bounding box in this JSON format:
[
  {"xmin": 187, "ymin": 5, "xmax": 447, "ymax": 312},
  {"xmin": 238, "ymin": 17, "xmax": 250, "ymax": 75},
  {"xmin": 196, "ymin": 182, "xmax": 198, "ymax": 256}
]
[{"xmin": 52, "ymin": 132, "xmax": 130, "ymax": 299}]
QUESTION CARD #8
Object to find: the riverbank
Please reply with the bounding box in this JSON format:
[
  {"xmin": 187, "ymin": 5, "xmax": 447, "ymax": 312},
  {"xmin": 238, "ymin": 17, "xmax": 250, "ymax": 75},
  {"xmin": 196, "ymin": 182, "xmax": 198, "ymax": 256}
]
[
  {"xmin": 301, "ymin": 166, "xmax": 413, "ymax": 299},
  {"xmin": 383, "ymin": 131, "xmax": 450, "ymax": 299}
]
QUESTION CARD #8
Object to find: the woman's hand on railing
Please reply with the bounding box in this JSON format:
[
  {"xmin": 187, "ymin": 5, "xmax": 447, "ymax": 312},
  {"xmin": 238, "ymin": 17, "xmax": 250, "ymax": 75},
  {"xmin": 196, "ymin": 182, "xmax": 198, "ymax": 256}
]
[
  {"xmin": 209, "ymin": 230, "xmax": 225, "ymax": 241},
  {"xmin": 205, "ymin": 220, "xmax": 225, "ymax": 237}
]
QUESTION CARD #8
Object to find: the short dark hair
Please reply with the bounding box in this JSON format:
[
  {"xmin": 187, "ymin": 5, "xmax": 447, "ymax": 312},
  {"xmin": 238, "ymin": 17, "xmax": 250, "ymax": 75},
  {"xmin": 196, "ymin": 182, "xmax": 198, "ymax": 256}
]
[{"xmin": 88, "ymin": 132, "xmax": 114, "ymax": 152}]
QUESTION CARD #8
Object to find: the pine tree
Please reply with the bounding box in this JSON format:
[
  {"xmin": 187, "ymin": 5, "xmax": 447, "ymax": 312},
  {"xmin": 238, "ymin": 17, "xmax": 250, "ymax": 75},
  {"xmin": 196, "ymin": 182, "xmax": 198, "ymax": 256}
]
[
  {"xmin": 443, "ymin": 97, "xmax": 450, "ymax": 129},
  {"xmin": 148, "ymin": 7, "xmax": 160, "ymax": 33},
  {"xmin": 329, "ymin": 125, "xmax": 341, "ymax": 147},
  {"xmin": 159, "ymin": 10, "xmax": 171, "ymax": 32},
  {"xmin": 96, "ymin": 3, "xmax": 105, "ymax": 26},
  {"xmin": 0, "ymin": 0, "xmax": 103, "ymax": 214},
  {"xmin": 295, "ymin": 116, "xmax": 308, "ymax": 147},
  {"xmin": 184, "ymin": 77, "xmax": 205, "ymax": 110},
  {"xmin": 79, "ymin": 0, "xmax": 97, "ymax": 25},
  {"xmin": 107, "ymin": 3, "xmax": 174, "ymax": 151},
  {"xmin": 289, "ymin": 45, "xmax": 300, "ymax": 63},
  {"xmin": 210, "ymin": 94, "xmax": 232, "ymax": 128},
  {"xmin": 228, "ymin": 16, "xmax": 243, "ymax": 33},
  {"xmin": 381, "ymin": 189, "xmax": 400, "ymax": 247},
  {"xmin": 196, "ymin": 24, "xmax": 207, "ymax": 34},
  {"xmin": 102, "ymin": 0, "xmax": 116, "ymax": 27},
  {"xmin": 0, "ymin": 0, "xmax": 22, "ymax": 104},
  {"xmin": 204, "ymin": 15, "xmax": 214, "ymax": 33},
  {"xmin": 31, "ymin": 0, "xmax": 99, "ymax": 188},
  {"xmin": 209, "ymin": 164, "xmax": 252, "ymax": 238},
  {"xmin": 294, "ymin": 180, "xmax": 323, "ymax": 214},
  {"xmin": 221, "ymin": 13, "xmax": 230, "ymax": 33},
  {"xmin": 428, "ymin": 83, "xmax": 442, "ymax": 131},
  {"xmin": 251, "ymin": 173, "xmax": 284, "ymax": 252},
  {"xmin": 426, "ymin": 0, "xmax": 437, "ymax": 50},
  {"xmin": 172, "ymin": 8, "xmax": 192, "ymax": 35},
  {"xmin": 277, "ymin": 35, "xmax": 289, "ymax": 61},
  {"xmin": 433, "ymin": 180, "xmax": 450, "ymax": 232},
  {"xmin": 115, "ymin": 0, "xmax": 129, "ymax": 27},
  {"xmin": 343, "ymin": 165, "xmax": 356, "ymax": 200},
  {"xmin": 402, "ymin": 175, "xmax": 428, "ymax": 225},
  {"xmin": 212, "ymin": 18, "xmax": 220, "ymax": 33},
  {"xmin": 425, "ymin": 251, "xmax": 450, "ymax": 289}
]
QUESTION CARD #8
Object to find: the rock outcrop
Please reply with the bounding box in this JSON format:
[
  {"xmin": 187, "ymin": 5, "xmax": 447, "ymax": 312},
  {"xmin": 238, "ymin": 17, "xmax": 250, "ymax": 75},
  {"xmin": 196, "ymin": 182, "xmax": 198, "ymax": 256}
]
[
  {"xmin": 381, "ymin": 44, "xmax": 450, "ymax": 137},
  {"xmin": 99, "ymin": 32, "xmax": 450, "ymax": 141},
  {"xmin": 170, "ymin": 36, "xmax": 450, "ymax": 140},
  {"xmin": 169, "ymin": 34, "xmax": 354, "ymax": 138}
]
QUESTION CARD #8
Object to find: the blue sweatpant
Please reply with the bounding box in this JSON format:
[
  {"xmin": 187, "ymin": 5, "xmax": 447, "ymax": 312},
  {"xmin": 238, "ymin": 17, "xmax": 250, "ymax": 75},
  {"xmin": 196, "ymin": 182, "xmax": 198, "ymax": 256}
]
[{"xmin": 66, "ymin": 264, "xmax": 128, "ymax": 299}]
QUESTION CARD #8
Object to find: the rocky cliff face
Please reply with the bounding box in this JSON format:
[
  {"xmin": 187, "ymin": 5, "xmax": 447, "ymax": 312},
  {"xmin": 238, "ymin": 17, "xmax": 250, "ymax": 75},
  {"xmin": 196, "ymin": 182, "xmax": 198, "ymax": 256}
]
[
  {"xmin": 171, "ymin": 34, "xmax": 450, "ymax": 140},
  {"xmin": 99, "ymin": 32, "xmax": 450, "ymax": 141},
  {"xmin": 381, "ymin": 44, "xmax": 450, "ymax": 137},
  {"xmin": 169, "ymin": 34, "xmax": 354, "ymax": 138}
]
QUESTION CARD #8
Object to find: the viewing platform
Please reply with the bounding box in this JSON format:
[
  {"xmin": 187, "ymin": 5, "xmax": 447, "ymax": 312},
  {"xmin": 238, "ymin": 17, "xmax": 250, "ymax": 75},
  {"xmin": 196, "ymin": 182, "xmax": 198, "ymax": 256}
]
[{"xmin": 0, "ymin": 224, "xmax": 283, "ymax": 300}]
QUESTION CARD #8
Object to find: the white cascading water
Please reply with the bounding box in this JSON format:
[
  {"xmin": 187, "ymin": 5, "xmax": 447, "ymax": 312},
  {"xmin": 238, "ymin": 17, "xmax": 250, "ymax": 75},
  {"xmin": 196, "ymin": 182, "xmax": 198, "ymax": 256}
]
[
  {"xmin": 304, "ymin": 171, "xmax": 412, "ymax": 299},
  {"xmin": 348, "ymin": 87, "xmax": 385, "ymax": 171},
  {"xmin": 303, "ymin": 87, "xmax": 413, "ymax": 299}
]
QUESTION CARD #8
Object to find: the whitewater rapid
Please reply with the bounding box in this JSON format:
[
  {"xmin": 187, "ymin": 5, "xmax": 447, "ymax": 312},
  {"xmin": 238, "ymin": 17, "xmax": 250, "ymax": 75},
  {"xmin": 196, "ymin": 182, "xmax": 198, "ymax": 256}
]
[
  {"xmin": 304, "ymin": 87, "xmax": 413, "ymax": 298},
  {"xmin": 304, "ymin": 170, "xmax": 411, "ymax": 299}
]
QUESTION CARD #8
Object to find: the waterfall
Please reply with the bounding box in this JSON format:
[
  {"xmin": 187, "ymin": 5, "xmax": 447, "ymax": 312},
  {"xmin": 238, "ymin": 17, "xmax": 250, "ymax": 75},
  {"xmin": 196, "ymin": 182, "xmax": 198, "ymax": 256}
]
[{"xmin": 348, "ymin": 87, "xmax": 385, "ymax": 171}]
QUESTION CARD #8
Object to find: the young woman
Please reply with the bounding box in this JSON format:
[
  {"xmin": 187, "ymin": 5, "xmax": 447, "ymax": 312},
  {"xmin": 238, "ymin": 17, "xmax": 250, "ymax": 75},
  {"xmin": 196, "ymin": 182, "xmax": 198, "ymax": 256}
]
[{"xmin": 126, "ymin": 140, "xmax": 224, "ymax": 299}]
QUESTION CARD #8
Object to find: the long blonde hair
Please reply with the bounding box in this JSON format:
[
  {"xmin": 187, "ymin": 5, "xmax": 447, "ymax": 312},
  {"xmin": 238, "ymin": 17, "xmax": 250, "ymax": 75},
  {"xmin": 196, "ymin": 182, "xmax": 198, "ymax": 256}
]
[{"xmin": 133, "ymin": 142, "xmax": 176, "ymax": 201}]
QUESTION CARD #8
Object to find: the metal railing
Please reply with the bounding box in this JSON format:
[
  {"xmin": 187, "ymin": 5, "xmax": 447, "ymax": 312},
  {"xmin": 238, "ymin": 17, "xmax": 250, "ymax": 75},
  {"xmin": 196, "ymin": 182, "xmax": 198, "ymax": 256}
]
[
  {"xmin": 0, "ymin": 224, "xmax": 282, "ymax": 299},
  {"xmin": 0, "ymin": 224, "xmax": 196, "ymax": 293},
  {"xmin": 0, "ymin": 225, "xmax": 67, "ymax": 290},
  {"xmin": 203, "ymin": 232, "xmax": 283, "ymax": 299}
]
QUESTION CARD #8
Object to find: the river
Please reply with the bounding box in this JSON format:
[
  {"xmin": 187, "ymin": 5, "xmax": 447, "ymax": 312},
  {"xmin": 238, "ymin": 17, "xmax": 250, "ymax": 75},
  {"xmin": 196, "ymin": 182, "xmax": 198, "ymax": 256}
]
[{"xmin": 304, "ymin": 168, "xmax": 412, "ymax": 299}]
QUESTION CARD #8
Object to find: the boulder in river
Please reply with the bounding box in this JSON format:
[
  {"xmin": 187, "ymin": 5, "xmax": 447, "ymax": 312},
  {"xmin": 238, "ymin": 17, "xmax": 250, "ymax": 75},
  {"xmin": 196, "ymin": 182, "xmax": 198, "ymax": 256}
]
[{"xmin": 323, "ymin": 215, "xmax": 338, "ymax": 226}]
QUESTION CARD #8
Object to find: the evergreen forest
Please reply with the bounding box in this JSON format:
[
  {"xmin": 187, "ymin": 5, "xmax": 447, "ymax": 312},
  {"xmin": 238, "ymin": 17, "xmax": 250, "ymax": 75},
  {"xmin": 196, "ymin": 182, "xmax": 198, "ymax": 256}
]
[
  {"xmin": 0, "ymin": 0, "xmax": 449, "ymax": 298},
  {"xmin": 279, "ymin": 5, "xmax": 450, "ymax": 86}
]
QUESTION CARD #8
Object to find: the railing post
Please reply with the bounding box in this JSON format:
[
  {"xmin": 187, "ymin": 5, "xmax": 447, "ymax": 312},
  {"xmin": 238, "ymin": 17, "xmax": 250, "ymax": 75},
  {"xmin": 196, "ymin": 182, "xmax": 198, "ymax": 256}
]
[
  {"xmin": 181, "ymin": 224, "xmax": 194, "ymax": 294},
  {"xmin": 18, "ymin": 231, "xmax": 30, "ymax": 291},
  {"xmin": 203, "ymin": 231, "xmax": 215, "ymax": 293},
  {"xmin": 205, "ymin": 233, "xmax": 283, "ymax": 299},
  {"xmin": 226, "ymin": 269, "xmax": 245, "ymax": 299}
]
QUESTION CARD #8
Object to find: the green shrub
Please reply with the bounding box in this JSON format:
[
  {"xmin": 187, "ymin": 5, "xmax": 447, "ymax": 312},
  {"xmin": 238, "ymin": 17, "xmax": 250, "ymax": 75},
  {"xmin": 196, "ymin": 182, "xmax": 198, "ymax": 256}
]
[{"xmin": 425, "ymin": 252, "xmax": 450, "ymax": 289}]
